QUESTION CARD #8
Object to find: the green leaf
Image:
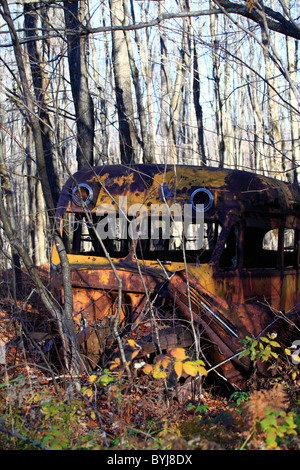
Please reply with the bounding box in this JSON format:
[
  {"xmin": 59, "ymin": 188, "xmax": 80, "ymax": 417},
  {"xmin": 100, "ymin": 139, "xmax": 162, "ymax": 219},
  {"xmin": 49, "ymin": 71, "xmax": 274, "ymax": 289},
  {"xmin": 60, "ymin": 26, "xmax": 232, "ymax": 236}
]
[
  {"xmin": 269, "ymin": 341, "xmax": 280, "ymax": 348},
  {"xmin": 153, "ymin": 367, "xmax": 167, "ymax": 379},
  {"xmin": 238, "ymin": 349, "xmax": 250, "ymax": 359},
  {"xmin": 260, "ymin": 336, "xmax": 269, "ymax": 343},
  {"xmin": 182, "ymin": 361, "xmax": 197, "ymax": 377}
]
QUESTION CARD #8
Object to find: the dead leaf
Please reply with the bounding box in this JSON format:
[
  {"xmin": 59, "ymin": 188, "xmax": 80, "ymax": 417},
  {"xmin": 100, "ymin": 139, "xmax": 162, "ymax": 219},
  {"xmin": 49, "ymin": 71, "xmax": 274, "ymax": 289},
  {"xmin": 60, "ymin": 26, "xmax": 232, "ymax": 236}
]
[
  {"xmin": 110, "ymin": 358, "xmax": 121, "ymax": 370},
  {"xmin": 131, "ymin": 350, "xmax": 139, "ymax": 360},
  {"xmin": 169, "ymin": 347, "xmax": 186, "ymax": 360},
  {"xmin": 174, "ymin": 361, "xmax": 183, "ymax": 378},
  {"xmin": 128, "ymin": 339, "xmax": 136, "ymax": 348},
  {"xmin": 143, "ymin": 364, "xmax": 153, "ymax": 375},
  {"xmin": 246, "ymin": 0, "xmax": 257, "ymax": 12},
  {"xmin": 89, "ymin": 374, "xmax": 98, "ymax": 383},
  {"xmin": 161, "ymin": 356, "xmax": 171, "ymax": 369}
]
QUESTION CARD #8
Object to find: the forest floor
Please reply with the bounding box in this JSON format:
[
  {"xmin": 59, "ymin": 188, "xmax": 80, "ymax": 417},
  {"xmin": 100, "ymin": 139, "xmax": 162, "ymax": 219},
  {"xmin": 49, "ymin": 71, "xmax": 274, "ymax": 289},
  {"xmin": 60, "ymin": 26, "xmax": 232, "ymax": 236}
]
[{"xmin": 0, "ymin": 267, "xmax": 300, "ymax": 451}]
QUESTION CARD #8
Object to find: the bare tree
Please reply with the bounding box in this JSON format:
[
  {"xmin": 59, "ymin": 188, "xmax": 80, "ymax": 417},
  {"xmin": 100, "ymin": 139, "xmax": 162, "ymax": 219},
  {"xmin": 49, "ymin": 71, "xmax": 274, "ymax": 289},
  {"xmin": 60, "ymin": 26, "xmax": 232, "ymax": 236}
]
[
  {"xmin": 64, "ymin": 0, "xmax": 95, "ymax": 169},
  {"xmin": 109, "ymin": 0, "xmax": 137, "ymax": 165},
  {"xmin": 0, "ymin": 0, "xmax": 80, "ymax": 379},
  {"xmin": 24, "ymin": 2, "xmax": 61, "ymax": 206}
]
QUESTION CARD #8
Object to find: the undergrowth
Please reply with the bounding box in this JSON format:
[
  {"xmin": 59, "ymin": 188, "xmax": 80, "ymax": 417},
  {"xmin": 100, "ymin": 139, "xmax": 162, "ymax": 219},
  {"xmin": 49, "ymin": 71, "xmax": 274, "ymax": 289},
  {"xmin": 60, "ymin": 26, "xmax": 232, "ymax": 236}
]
[{"xmin": 0, "ymin": 332, "xmax": 300, "ymax": 450}]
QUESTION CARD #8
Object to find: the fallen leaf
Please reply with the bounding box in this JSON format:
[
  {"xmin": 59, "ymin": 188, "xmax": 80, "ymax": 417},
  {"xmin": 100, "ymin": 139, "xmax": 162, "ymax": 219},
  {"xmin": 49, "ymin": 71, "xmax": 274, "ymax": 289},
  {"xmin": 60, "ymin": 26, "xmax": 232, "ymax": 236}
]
[
  {"xmin": 143, "ymin": 364, "xmax": 153, "ymax": 375},
  {"xmin": 130, "ymin": 350, "xmax": 139, "ymax": 361},
  {"xmin": 110, "ymin": 358, "xmax": 121, "ymax": 370},
  {"xmin": 89, "ymin": 374, "xmax": 98, "ymax": 383},
  {"xmin": 128, "ymin": 339, "xmax": 136, "ymax": 348}
]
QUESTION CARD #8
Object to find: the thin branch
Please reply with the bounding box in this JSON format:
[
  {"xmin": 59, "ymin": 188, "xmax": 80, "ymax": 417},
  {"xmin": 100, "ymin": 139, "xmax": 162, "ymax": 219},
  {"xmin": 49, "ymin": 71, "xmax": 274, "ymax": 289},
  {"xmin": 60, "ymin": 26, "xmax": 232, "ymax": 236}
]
[{"xmin": 0, "ymin": 2, "xmax": 298, "ymax": 45}]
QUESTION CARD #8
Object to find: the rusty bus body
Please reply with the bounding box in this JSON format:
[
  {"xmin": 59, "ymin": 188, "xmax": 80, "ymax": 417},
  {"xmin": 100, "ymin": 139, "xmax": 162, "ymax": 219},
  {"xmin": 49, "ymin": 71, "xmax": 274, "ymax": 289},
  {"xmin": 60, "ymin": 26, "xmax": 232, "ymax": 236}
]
[{"xmin": 51, "ymin": 165, "xmax": 300, "ymax": 389}]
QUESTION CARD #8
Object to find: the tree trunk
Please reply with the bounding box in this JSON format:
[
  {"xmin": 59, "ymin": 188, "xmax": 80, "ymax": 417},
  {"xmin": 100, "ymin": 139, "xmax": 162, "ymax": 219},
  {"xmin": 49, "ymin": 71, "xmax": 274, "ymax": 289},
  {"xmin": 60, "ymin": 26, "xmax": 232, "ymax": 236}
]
[
  {"xmin": 286, "ymin": 32, "xmax": 299, "ymax": 184},
  {"xmin": 210, "ymin": 9, "xmax": 225, "ymax": 168},
  {"xmin": 125, "ymin": 0, "xmax": 154, "ymax": 163},
  {"xmin": 0, "ymin": 123, "xmax": 22, "ymax": 298},
  {"xmin": 193, "ymin": 36, "xmax": 206, "ymax": 165},
  {"xmin": 64, "ymin": 0, "xmax": 95, "ymax": 169},
  {"xmin": 109, "ymin": 0, "xmax": 137, "ymax": 165},
  {"xmin": 261, "ymin": 23, "xmax": 283, "ymax": 178},
  {"xmin": 0, "ymin": 0, "xmax": 80, "ymax": 379},
  {"xmin": 24, "ymin": 2, "xmax": 61, "ymax": 207}
]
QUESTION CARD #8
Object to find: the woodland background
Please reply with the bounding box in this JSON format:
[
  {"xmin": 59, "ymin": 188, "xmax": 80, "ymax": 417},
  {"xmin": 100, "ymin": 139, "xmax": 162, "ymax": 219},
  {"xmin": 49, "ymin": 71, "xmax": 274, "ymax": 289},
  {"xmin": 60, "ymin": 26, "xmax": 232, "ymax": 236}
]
[
  {"xmin": 0, "ymin": 0, "xmax": 299, "ymax": 450},
  {"xmin": 0, "ymin": 0, "xmax": 299, "ymax": 268}
]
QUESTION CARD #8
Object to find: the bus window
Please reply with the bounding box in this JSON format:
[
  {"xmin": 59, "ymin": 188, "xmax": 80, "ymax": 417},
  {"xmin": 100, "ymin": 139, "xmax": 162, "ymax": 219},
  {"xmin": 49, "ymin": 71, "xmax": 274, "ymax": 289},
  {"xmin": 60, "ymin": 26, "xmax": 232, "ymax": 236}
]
[
  {"xmin": 64, "ymin": 212, "xmax": 222, "ymax": 264},
  {"xmin": 243, "ymin": 226, "xmax": 279, "ymax": 268},
  {"xmin": 283, "ymin": 229, "xmax": 297, "ymax": 268},
  {"xmin": 219, "ymin": 225, "xmax": 239, "ymax": 269}
]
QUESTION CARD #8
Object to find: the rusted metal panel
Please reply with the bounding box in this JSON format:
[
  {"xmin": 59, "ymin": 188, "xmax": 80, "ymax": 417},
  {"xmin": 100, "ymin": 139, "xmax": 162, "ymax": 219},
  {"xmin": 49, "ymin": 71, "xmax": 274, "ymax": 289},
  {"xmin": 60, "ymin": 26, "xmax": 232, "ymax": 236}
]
[
  {"xmin": 70, "ymin": 267, "xmax": 165, "ymax": 293},
  {"xmin": 51, "ymin": 165, "xmax": 300, "ymax": 389},
  {"xmin": 72, "ymin": 289, "xmax": 118, "ymax": 326}
]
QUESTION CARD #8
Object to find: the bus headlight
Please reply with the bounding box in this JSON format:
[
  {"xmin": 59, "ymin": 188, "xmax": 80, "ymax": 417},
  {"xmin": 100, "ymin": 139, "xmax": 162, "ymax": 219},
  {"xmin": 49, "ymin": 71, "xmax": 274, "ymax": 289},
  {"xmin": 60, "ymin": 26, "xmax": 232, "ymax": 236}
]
[
  {"xmin": 72, "ymin": 183, "xmax": 94, "ymax": 207},
  {"xmin": 190, "ymin": 188, "xmax": 214, "ymax": 212}
]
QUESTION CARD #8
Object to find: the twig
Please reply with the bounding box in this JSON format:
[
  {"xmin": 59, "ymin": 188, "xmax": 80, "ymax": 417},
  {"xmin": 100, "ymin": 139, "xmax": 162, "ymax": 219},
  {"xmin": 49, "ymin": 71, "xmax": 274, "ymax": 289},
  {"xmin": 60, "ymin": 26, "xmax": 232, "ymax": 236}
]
[
  {"xmin": 76, "ymin": 389, "xmax": 109, "ymax": 448},
  {"xmin": 0, "ymin": 423, "xmax": 50, "ymax": 450}
]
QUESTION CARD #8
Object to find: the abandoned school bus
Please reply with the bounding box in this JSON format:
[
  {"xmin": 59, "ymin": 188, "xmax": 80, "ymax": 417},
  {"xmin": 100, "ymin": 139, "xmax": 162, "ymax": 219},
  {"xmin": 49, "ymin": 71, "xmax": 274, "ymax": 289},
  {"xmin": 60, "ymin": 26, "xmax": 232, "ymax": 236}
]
[{"xmin": 51, "ymin": 164, "xmax": 300, "ymax": 389}]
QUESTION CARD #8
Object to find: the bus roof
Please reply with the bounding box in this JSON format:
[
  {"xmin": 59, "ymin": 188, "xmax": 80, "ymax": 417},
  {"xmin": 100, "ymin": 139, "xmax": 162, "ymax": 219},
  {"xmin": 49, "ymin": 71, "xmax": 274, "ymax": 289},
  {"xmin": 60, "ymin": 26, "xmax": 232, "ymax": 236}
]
[{"xmin": 57, "ymin": 164, "xmax": 300, "ymax": 222}]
